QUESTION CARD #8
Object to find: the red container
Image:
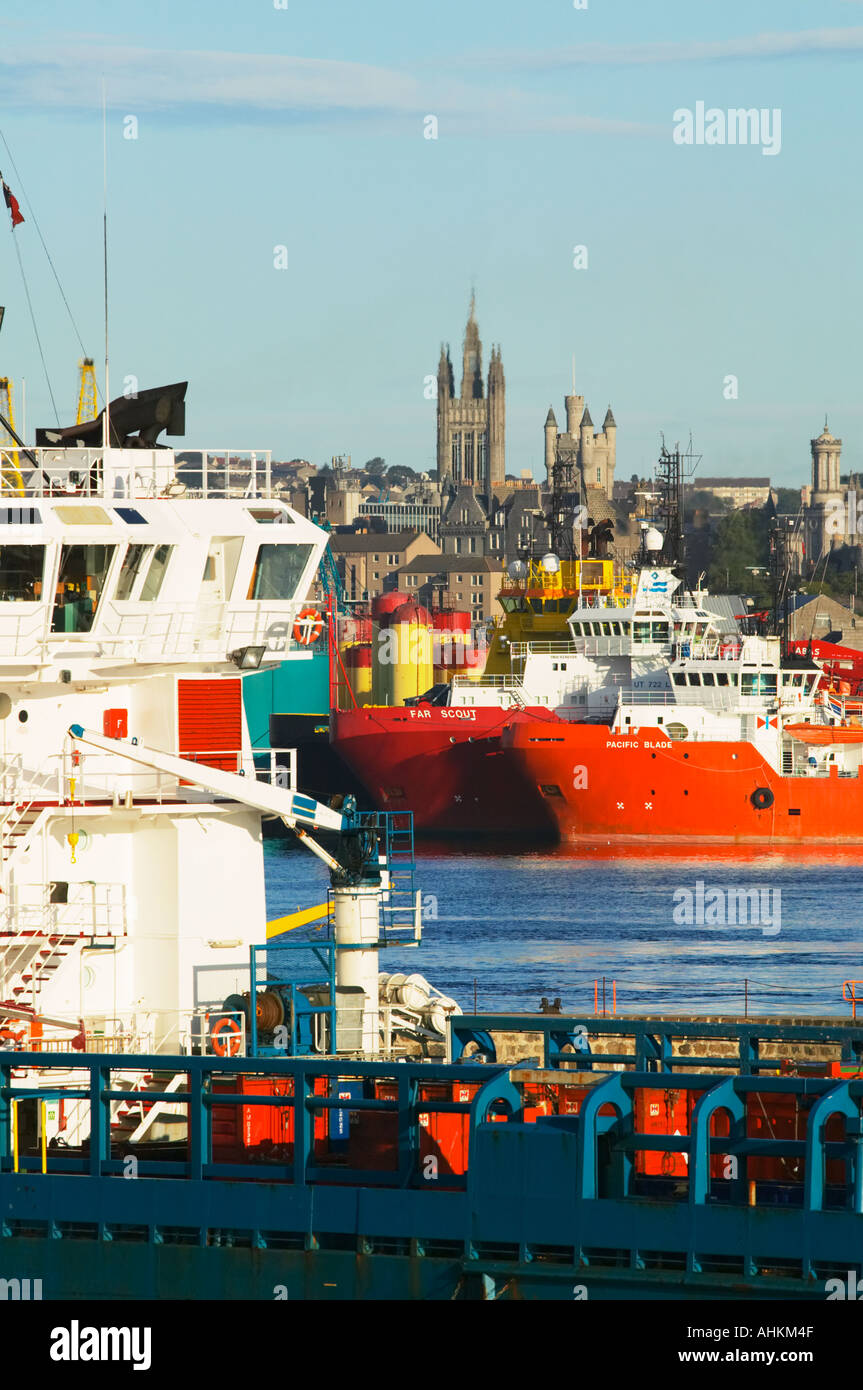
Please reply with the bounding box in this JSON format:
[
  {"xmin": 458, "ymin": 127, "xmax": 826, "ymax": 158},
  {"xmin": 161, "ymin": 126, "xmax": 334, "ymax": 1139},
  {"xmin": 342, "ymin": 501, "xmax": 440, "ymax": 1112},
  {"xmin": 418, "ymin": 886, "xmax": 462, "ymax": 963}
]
[
  {"xmin": 372, "ymin": 592, "xmax": 409, "ymax": 625},
  {"xmin": 211, "ymin": 1074, "xmax": 330, "ymax": 1161},
  {"xmin": 390, "ymin": 601, "xmax": 432, "ymax": 627}
]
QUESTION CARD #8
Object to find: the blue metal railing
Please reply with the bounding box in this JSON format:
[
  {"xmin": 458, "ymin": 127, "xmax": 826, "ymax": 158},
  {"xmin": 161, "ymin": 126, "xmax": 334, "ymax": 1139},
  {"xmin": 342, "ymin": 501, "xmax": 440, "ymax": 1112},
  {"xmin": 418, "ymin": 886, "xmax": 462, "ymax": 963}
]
[
  {"xmin": 4, "ymin": 1042, "xmax": 863, "ymax": 1294},
  {"xmin": 448, "ymin": 1012, "xmax": 863, "ymax": 1074}
]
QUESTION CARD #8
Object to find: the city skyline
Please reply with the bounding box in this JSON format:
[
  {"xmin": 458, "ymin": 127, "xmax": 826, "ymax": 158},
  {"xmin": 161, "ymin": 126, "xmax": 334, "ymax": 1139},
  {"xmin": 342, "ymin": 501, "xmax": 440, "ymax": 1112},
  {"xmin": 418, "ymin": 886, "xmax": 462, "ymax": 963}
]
[{"xmin": 0, "ymin": 0, "xmax": 860, "ymax": 486}]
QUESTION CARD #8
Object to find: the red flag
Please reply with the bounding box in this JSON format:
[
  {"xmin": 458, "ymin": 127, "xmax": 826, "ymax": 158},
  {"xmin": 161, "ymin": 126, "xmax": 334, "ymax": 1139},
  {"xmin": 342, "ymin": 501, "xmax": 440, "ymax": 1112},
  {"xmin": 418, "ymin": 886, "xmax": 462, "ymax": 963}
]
[{"xmin": 2, "ymin": 180, "xmax": 24, "ymax": 228}]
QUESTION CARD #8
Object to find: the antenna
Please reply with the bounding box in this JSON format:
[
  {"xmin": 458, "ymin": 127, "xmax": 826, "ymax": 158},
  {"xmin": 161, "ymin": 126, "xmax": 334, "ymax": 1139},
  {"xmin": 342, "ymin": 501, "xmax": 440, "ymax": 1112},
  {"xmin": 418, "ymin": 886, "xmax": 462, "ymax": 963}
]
[{"xmin": 102, "ymin": 81, "xmax": 110, "ymax": 451}]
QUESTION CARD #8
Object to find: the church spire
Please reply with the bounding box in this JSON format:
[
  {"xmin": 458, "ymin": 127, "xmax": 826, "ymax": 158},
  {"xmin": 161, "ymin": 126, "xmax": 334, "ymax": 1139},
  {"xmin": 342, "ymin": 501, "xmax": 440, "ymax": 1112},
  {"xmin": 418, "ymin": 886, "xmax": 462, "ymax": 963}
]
[{"xmin": 461, "ymin": 293, "xmax": 483, "ymax": 400}]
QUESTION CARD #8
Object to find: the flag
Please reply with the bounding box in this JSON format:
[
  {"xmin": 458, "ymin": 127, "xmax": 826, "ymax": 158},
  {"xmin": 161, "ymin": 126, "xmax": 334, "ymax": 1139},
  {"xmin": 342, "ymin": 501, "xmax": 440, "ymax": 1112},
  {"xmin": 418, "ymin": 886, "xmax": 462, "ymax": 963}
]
[{"xmin": 1, "ymin": 177, "xmax": 24, "ymax": 229}]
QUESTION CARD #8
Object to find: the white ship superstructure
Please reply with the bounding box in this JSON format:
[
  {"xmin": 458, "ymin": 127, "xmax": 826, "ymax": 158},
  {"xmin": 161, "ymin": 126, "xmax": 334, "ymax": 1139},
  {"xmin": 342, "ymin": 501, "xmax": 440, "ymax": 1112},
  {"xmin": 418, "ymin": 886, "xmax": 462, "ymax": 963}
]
[
  {"xmin": 0, "ymin": 424, "xmax": 329, "ymax": 1056},
  {"xmin": 446, "ymin": 567, "xmax": 729, "ymax": 718}
]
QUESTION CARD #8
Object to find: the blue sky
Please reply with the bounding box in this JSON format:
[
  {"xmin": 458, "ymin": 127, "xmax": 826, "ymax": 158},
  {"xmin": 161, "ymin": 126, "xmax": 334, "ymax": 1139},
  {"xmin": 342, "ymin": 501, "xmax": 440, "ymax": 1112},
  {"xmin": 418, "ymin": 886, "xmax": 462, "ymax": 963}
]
[{"xmin": 0, "ymin": 0, "xmax": 860, "ymax": 486}]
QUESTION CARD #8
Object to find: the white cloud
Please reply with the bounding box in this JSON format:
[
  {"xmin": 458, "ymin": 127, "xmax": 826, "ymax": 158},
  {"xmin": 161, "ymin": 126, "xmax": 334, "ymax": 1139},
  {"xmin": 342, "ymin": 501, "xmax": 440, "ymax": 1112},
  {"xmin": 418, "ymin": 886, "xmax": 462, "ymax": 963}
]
[
  {"xmin": 0, "ymin": 39, "xmax": 655, "ymax": 137},
  {"xmin": 484, "ymin": 27, "xmax": 863, "ymax": 71}
]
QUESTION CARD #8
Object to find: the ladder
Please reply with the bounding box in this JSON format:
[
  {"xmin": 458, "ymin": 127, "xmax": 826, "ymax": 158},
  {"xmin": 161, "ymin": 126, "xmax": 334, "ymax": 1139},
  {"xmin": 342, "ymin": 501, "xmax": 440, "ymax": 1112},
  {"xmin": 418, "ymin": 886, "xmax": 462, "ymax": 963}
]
[{"xmin": 378, "ymin": 812, "xmax": 421, "ymax": 944}]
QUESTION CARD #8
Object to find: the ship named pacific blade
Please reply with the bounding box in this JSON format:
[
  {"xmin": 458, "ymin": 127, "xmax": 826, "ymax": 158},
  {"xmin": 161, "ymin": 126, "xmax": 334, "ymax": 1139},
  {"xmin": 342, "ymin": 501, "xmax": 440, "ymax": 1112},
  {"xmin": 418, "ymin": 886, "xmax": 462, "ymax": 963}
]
[{"xmin": 503, "ymin": 636, "xmax": 863, "ymax": 842}]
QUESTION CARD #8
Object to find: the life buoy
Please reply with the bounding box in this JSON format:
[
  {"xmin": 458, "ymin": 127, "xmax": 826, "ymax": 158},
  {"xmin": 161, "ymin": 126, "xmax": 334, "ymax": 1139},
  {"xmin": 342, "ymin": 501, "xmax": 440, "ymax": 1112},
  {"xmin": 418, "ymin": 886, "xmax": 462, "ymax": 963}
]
[
  {"xmin": 292, "ymin": 607, "xmax": 324, "ymax": 646},
  {"xmin": 751, "ymin": 786, "xmax": 774, "ymax": 811},
  {"xmin": 210, "ymin": 1016, "xmax": 242, "ymax": 1057}
]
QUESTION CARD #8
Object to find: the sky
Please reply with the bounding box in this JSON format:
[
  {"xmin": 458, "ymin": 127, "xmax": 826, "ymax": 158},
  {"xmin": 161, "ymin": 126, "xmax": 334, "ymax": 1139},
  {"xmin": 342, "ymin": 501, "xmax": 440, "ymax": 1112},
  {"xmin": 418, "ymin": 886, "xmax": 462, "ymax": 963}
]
[{"xmin": 0, "ymin": 0, "xmax": 860, "ymax": 487}]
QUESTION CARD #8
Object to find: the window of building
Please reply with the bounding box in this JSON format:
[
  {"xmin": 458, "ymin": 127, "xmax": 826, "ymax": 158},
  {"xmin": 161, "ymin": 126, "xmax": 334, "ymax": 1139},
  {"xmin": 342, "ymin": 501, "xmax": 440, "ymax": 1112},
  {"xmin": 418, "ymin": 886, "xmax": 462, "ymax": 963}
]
[
  {"xmin": 469, "ymin": 537, "xmax": 477, "ymax": 554},
  {"xmin": 387, "ymin": 553, "xmax": 397, "ymax": 564},
  {"xmin": 478, "ymin": 432, "xmax": 488, "ymax": 477},
  {"xmin": 596, "ymin": 468, "xmax": 601, "ymax": 484},
  {"xmin": 373, "ymin": 572, "xmax": 380, "ymax": 581},
  {"xmin": 452, "ymin": 433, "xmax": 462, "ymax": 475},
  {"xmin": 456, "ymin": 574, "xmax": 463, "ymax": 582},
  {"xmin": 464, "ymin": 433, "xmax": 474, "ymax": 484},
  {"xmin": 51, "ymin": 544, "xmax": 117, "ymax": 632},
  {"xmin": 245, "ymin": 543, "xmax": 313, "ymax": 601},
  {"xmin": 0, "ymin": 544, "xmax": 45, "ymax": 602}
]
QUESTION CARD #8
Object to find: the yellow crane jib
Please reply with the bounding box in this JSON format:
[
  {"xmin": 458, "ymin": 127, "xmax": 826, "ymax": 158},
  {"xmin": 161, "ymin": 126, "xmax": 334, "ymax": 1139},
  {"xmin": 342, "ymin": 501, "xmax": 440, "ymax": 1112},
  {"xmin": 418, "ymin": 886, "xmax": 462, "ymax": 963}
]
[{"xmin": 266, "ymin": 902, "xmax": 333, "ymax": 939}]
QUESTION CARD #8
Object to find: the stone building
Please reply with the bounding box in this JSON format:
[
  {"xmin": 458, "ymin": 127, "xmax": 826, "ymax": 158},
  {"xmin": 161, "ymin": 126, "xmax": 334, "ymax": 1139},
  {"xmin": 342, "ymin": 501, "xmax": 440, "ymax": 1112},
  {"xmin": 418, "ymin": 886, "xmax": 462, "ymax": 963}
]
[
  {"xmin": 436, "ymin": 296, "xmax": 505, "ymax": 491},
  {"xmin": 543, "ymin": 391, "xmax": 617, "ymax": 495},
  {"xmin": 801, "ymin": 421, "xmax": 850, "ymax": 564},
  {"xmin": 397, "ymin": 554, "xmax": 504, "ymax": 625},
  {"xmin": 330, "ymin": 531, "xmax": 439, "ymax": 602}
]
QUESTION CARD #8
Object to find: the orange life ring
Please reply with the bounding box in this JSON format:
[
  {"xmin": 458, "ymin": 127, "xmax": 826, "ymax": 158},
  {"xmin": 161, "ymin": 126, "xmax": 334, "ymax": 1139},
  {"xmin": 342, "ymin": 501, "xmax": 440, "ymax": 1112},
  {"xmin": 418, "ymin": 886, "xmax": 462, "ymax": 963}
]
[
  {"xmin": 210, "ymin": 1016, "xmax": 242, "ymax": 1057},
  {"xmin": 292, "ymin": 607, "xmax": 324, "ymax": 646}
]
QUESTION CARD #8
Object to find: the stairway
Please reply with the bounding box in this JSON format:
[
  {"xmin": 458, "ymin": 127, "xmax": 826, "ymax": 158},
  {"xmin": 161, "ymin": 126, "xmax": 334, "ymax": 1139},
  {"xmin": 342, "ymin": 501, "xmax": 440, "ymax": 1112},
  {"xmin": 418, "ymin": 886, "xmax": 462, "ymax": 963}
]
[
  {"xmin": 1, "ymin": 806, "xmax": 42, "ymax": 864},
  {"xmin": 110, "ymin": 1072, "xmax": 189, "ymax": 1144},
  {"xmin": 0, "ymin": 806, "xmax": 82, "ymax": 1027}
]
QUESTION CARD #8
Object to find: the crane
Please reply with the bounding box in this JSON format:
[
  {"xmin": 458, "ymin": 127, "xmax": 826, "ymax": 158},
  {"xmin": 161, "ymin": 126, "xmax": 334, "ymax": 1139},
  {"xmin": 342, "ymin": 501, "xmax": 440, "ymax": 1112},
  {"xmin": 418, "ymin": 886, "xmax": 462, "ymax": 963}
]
[
  {"xmin": 69, "ymin": 725, "xmax": 423, "ymax": 1056},
  {"xmin": 0, "ymin": 377, "xmax": 23, "ymax": 495},
  {"xmin": 75, "ymin": 358, "xmax": 97, "ymax": 425}
]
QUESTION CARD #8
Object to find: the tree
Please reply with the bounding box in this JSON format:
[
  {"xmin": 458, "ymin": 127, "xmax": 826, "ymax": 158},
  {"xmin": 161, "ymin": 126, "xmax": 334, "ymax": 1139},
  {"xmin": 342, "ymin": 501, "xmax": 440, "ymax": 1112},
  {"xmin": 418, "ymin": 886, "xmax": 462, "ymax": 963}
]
[
  {"xmin": 707, "ymin": 509, "xmax": 771, "ymax": 600},
  {"xmin": 385, "ymin": 464, "xmax": 417, "ymax": 489},
  {"xmin": 685, "ymin": 489, "xmax": 730, "ymax": 520},
  {"xmin": 364, "ymin": 457, "xmax": 387, "ymax": 479},
  {"xmin": 773, "ymin": 487, "xmax": 803, "ymax": 517}
]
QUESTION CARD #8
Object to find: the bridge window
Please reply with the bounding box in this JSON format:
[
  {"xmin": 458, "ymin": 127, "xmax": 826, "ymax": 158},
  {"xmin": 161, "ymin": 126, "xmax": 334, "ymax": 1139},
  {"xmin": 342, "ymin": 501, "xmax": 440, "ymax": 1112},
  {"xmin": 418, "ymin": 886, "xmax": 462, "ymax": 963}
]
[
  {"xmin": 115, "ymin": 543, "xmax": 153, "ymax": 601},
  {"xmin": 140, "ymin": 544, "xmax": 174, "ymax": 601},
  {"xmin": 0, "ymin": 545, "xmax": 45, "ymax": 602},
  {"xmin": 51, "ymin": 544, "xmax": 117, "ymax": 632},
  {"xmin": 247, "ymin": 543, "xmax": 314, "ymax": 601}
]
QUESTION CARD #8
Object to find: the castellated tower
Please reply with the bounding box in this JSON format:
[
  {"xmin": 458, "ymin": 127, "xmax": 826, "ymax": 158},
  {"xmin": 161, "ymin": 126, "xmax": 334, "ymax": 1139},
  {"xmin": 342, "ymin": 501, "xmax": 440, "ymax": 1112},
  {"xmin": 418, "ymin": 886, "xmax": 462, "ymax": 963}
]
[
  {"xmin": 435, "ymin": 295, "xmax": 505, "ymax": 492},
  {"xmin": 543, "ymin": 376, "xmax": 617, "ymax": 497}
]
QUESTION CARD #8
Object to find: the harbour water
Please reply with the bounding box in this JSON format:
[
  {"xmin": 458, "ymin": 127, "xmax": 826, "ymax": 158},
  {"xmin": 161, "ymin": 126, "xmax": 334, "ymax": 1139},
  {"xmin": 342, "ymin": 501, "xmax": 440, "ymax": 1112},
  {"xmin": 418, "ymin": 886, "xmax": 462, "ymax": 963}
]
[{"xmin": 264, "ymin": 838, "xmax": 863, "ymax": 1019}]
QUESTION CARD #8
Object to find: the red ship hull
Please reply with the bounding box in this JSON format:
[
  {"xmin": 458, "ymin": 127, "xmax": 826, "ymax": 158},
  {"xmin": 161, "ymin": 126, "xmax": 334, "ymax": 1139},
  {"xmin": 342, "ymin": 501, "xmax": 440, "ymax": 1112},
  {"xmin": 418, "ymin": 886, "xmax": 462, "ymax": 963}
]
[
  {"xmin": 503, "ymin": 719, "xmax": 863, "ymax": 842},
  {"xmin": 330, "ymin": 705, "xmax": 558, "ymax": 835}
]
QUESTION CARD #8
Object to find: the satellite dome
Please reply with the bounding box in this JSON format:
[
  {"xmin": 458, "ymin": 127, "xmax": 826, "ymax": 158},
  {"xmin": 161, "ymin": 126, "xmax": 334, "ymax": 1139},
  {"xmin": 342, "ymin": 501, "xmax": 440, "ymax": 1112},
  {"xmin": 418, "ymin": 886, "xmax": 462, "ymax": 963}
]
[
  {"xmin": 540, "ymin": 552, "xmax": 561, "ymax": 573},
  {"xmin": 507, "ymin": 560, "xmax": 528, "ymax": 580},
  {"xmin": 644, "ymin": 527, "xmax": 664, "ymax": 552}
]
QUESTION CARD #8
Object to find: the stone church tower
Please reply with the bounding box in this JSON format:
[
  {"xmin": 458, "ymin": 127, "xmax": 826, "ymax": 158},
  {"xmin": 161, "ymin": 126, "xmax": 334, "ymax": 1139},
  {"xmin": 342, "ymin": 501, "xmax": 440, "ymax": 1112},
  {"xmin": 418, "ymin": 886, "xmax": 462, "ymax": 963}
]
[
  {"xmin": 436, "ymin": 296, "xmax": 505, "ymax": 491},
  {"xmin": 806, "ymin": 419, "xmax": 844, "ymax": 559}
]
